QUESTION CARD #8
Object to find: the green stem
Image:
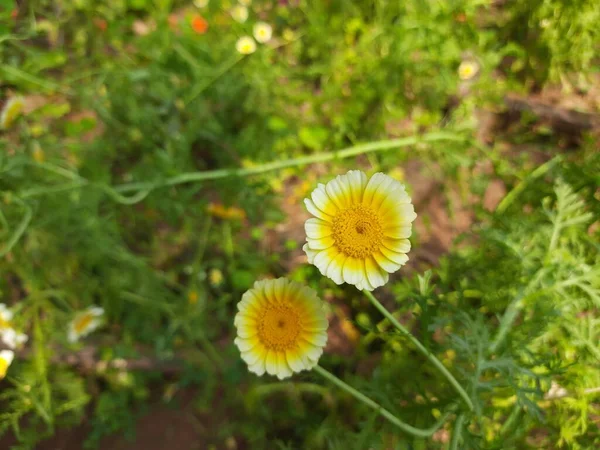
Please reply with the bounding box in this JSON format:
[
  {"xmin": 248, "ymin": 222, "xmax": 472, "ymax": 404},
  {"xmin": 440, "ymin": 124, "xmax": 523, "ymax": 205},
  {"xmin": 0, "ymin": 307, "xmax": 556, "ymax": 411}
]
[
  {"xmin": 113, "ymin": 132, "xmax": 463, "ymax": 194},
  {"xmin": 449, "ymin": 413, "xmax": 465, "ymax": 450},
  {"xmin": 363, "ymin": 290, "xmax": 474, "ymax": 411},
  {"xmin": 313, "ymin": 365, "xmax": 453, "ymax": 437},
  {"xmin": 496, "ymin": 155, "xmax": 561, "ymax": 214}
]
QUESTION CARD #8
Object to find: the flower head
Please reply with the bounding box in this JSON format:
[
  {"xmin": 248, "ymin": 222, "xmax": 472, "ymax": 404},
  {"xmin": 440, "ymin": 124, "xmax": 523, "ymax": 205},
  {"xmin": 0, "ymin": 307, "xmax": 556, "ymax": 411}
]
[
  {"xmin": 458, "ymin": 60, "xmax": 479, "ymax": 81},
  {"xmin": 230, "ymin": 5, "xmax": 248, "ymax": 23},
  {"xmin": 191, "ymin": 15, "xmax": 209, "ymax": 34},
  {"xmin": 1, "ymin": 328, "xmax": 28, "ymax": 350},
  {"xmin": 236, "ymin": 36, "xmax": 256, "ymax": 55},
  {"xmin": 0, "ymin": 96, "xmax": 24, "ymax": 130},
  {"xmin": 0, "ymin": 304, "xmax": 13, "ymax": 328},
  {"xmin": 0, "ymin": 350, "xmax": 14, "ymax": 380},
  {"xmin": 234, "ymin": 278, "xmax": 328, "ymax": 380},
  {"xmin": 253, "ymin": 22, "xmax": 272, "ymax": 43},
  {"xmin": 303, "ymin": 170, "xmax": 417, "ymax": 291},
  {"xmin": 68, "ymin": 306, "xmax": 104, "ymax": 343}
]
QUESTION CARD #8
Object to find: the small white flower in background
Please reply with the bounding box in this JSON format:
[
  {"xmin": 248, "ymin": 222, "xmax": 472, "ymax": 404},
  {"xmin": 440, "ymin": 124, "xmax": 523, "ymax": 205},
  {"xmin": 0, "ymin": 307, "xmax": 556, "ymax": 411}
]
[
  {"xmin": 0, "ymin": 96, "xmax": 25, "ymax": 130},
  {"xmin": 253, "ymin": 22, "xmax": 272, "ymax": 44},
  {"xmin": 236, "ymin": 36, "xmax": 257, "ymax": 55},
  {"xmin": 230, "ymin": 5, "xmax": 248, "ymax": 23},
  {"xmin": 0, "ymin": 304, "xmax": 28, "ymax": 350},
  {"xmin": 68, "ymin": 306, "xmax": 105, "ymax": 343},
  {"xmin": 1, "ymin": 328, "xmax": 28, "ymax": 350},
  {"xmin": 194, "ymin": 0, "xmax": 209, "ymax": 7},
  {"xmin": 238, "ymin": 0, "xmax": 252, "ymax": 5},
  {"xmin": 458, "ymin": 60, "xmax": 479, "ymax": 81},
  {"xmin": 0, "ymin": 304, "xmax": 14, "ymax": 327},
  {"xmin": 0, "ymin": 350, "xmax": 15, "ymax": 380}
]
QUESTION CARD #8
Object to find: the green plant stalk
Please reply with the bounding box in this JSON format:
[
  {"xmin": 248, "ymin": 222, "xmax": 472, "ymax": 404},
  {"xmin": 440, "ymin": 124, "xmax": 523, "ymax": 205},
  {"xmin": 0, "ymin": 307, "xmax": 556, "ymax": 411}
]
[
  {"xmin": 313, "ymin": 365, "xmax": 453, "ymax": 437},
  {"xmin": 20, "ymin": 132, "xmax": 465, "ymax": 205},
  {"xmin": 496, "ymin": 155, "xmax": 561, "ymax": 214},
  {"xmin": 449, "ymin": 413, "xmax": 465, "ymax": 450},
  {"xmin": 363, "ymin": 290, "xmax": 474, "ymax": 411},
  {"xmin": 113, "ymin": 132, "xmax": 464, "ymax": 194}
]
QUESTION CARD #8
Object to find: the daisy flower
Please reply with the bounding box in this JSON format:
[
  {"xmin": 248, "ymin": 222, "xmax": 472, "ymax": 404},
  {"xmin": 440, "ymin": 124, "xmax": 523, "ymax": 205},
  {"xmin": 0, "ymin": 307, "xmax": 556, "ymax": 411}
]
[
  {"xmin": 68, "ymin": 306, "xmax": 104, "ymax": 343},
  {"xmin": 253, "ymin": 22, "xmax": 273, "ymax": 44},
  {"xmin": 1, "ymin": 328, "xmax": 28, "ymax": 350},
  {"xmin": 230, "ymin": 5, "xmax": 248, "ymax": 23},
  {"xmin": 234, "ymin": 278, "xmax": 328, "ymax": 380},
  {"xmin": 0, "ymin": 96, "xmax": 24, "ymax": 130},
  {"xmin": 236, "ymin": 36, "xmax": 256, "ymax": 55},
  {"xmin": 0, "ymin": 350, "xmax": 14, "ymax": 380},
  {"xmin": 458, "ymin": 60, "xmax": 479, "ymax": 81},
  {"xmin": 303, "ymin": 170, "xmax": 417, "ymax": 291},
  {"xmin": 0, "ymin": 304, "xmax": 13, "ymax": 328}
]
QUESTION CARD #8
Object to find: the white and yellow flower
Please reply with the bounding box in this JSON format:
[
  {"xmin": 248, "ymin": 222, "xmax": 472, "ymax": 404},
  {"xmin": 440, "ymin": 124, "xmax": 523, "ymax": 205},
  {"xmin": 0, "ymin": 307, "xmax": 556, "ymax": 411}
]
[
  {"xmin": 253, "ymin": 22, "xmax": 272, "ymax": 44},
  {"xmin": 234, "ymin": 278, "xmax": 328, "ymax": 380},
  {"xmin": 0, "ymin": 350, "xmax": 15, "ymax": 380},
  {"xmin": 458, "ymin": 60, "xmax": 479, "ymax": 81},
  {"xmin": 0, "ymin": 96, "xmax": 25, "ymax": 130},
  {"xmin": 0, "ymin": 304, "xmax": 14, "ymax": 328},
  {"xmin": 230, "ymin": 5, "xmax": 248, "ymax": 23},
  {"xmin": 236, "ymin": 36, "xmax": 256, "ymax": 55},
  {"xmin": 0, "ymin": 304, "xmax": 28, "ymax": 350},
  {"xmin": 1, "ymin": 328, "xmax": 28, "ymax": 350},
  {"xmin": 68, "ymin": 306, "xmax": 104, "ymax": 343},
  {"xmin": 303, "ymin": 170, "xmax": 417, "ymax": 291}
]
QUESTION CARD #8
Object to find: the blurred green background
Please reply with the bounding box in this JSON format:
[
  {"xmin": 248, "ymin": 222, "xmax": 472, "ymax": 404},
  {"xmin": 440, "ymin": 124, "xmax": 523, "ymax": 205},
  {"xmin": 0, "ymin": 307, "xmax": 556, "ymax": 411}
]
[{"xmin": 0, "ymin": 0, "xmax": 599, "ymax": 448}]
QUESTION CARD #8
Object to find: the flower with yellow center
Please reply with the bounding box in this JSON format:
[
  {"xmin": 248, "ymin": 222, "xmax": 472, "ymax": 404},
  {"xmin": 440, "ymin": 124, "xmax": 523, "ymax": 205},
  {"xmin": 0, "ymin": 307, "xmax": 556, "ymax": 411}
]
[
  {"xmin": 0, "ymin": 96, "xmax": 25, "ymax": 130},
  {"xmin": 234, "ymin": 278, "xmax": 328, "ymax": 380},
  {"xmin": 458, "ymin": 60, "xmax": 479, "ymax": 81},
  {"xmin": 303, "ymin": 170, "xmax": 417, "ymax": 291},
  {"xmin": 0, "ymin": 350, "xmax": 15, "ymax": 380},
  {"xmin": 236, "ymin": 36, "xmax": 256, "ymax": 55},
  {"xmin": 68, "ymin": 306, "xmax": 104, "ymax": 343},
  {"xmin": 230, "ymin": 5, "xmax": 248, "ymax": 23},
  {"xmin": 253, "ymin": 22, "xmax": 272, "ymax": 44},
  {"xmin": 0, "ymin": 304, "xmax": 13, "ymax": 329}
]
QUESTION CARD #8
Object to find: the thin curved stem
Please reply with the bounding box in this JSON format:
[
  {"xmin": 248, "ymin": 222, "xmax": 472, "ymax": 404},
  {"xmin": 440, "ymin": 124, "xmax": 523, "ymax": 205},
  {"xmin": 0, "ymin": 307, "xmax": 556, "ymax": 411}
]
[
  {"xmin": 363, "ymin": 290, "xmax": 474, "ymax": 411},
  {"xmin": 313, "ymin": 365, "xmax": 454, "ymax": 438}
]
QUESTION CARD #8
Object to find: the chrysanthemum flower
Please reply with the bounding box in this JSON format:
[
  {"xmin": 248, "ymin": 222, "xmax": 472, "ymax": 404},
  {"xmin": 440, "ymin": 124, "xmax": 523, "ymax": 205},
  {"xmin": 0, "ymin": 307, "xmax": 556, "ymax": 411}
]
[
  {"xmin": 235, "ymin": 36, "xmax": 256, "ymax": 55},
  {"xmin": 230, "ymin": 5, "xmax": 248, "ymax": 23},
  {"xmin": 458, "ymin": 60, "xmax": 479, "ymax": 81},
  {"xmin": 0, "ymin": 350, "xmax": 14, "ymax": 380},
  {"xmin": 0, "ymin": 304, "xmax": 13, "ymax": 328},
  {"xmin": 68, "ymin": 306, "xmax": 104, "ymax": 343},
  {"xmin": 0, "ymin": 96, "xmax": 24, "ymax": 130},
  {"xmin": 234, "ymin": 278, "xmax": 328, "ymax": 380},
  {"xmin": 1, "ymin": 328, "xmax": 28, "ymax": 350},
  {"xmin": 303, "ymin": 170, "xmax": 417, "ymax": 291},
  {"xmin": 253, "ymin": 22, "xmax": 272, "ymax": 43}
]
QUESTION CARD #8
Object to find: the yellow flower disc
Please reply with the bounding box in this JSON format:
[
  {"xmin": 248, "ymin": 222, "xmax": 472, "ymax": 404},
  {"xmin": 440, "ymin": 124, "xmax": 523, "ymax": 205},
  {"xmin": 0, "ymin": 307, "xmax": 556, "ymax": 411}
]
[
  {"xmin": 303, "ymin": 170, "xmax": 417, "ymax": 291},
  {"xmin": 234, "ymin": 278, "xmax": 328, "ymax": 380}
]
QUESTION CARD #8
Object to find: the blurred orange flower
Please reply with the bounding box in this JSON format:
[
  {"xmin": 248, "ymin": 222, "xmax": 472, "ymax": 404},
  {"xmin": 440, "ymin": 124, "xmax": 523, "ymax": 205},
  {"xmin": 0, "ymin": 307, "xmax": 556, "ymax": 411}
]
[
  {"xmin": 191, "ymin": 15, "xmax": 209, "ymax": 34},
  {"xmin": 207, "ymin": 202, "xmax": 246, "ymax": 220}
]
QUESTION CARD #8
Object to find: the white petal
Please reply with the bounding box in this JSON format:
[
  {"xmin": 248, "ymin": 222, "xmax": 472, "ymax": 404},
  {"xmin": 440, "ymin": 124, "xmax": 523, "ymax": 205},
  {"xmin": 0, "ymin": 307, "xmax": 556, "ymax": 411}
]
[
  {"xmin": 304, "ymin": 198, "xmax": 332, "ymax": 221},
  {"xmin": 305, "ymin": 218, "xmax": 332, "ymax": 239}
]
